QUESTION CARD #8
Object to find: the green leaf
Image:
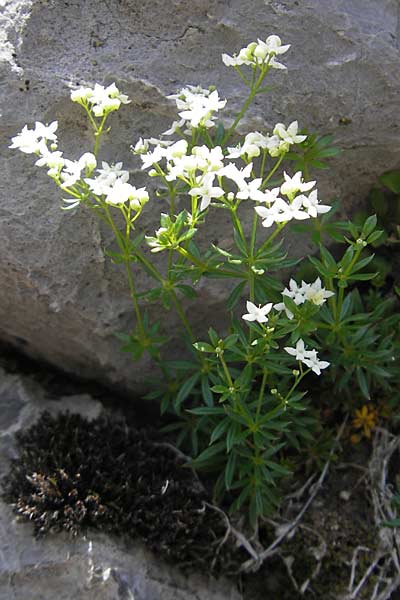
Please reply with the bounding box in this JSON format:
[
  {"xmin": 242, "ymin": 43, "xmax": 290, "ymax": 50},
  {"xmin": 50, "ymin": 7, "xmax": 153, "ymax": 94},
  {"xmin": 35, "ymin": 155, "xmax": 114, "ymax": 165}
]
[
  {"xmin": 379, "ymin": 170, "xmax": 400, "ymax": 194},
  {"xmin": 174, "ymin": 373, "xmax": 200, "ymax": 410},
  {"xmin": 340, "ymin": 292, "xmax": 354, "ymax": 320},
  {"xmin": 176, "ymin": 284, "xmax": 198, "ymax": 299},
  {"xmin": 214, "ymin": 122, "xmax": 225, "ymax": 145},
  {"xmin": 224, "ymin": 451, "xmax": 237, "ymax": 490},
  {"xmin": 351, "ymin": 254, "xmax": 375, "ymax": 273},
  {"xmin": 226, "ymin": 423, "xmax": 241, "ymax": 452},
  {"xmin": 227, "ymin": 281, "xmax": 246, "ymax": 311},
  {"xmin": 362, "ymin": 214, "xmax": 377, "ymax": 237},
  {"xmin": 210, "ymin": 419, "xmax": 230, "ymax": 444},
  {"xmin": 339, "ymin": 245, "xmax": 355, "ymax": 270},
  {"xmin": 356, "ymin": 368, "xmax": 370, "ymax": 400},
  {"xmin": 320, "ymin": 245, "xmax": 337, "ymax": 270},
  {"xmin": 187, "ymin": 406, "xmax": 225, "ymax": 416},
  {"xmin": 193, "ymin": 341, "xmax": 215, "ymax": 353},
  {"xmin": 224, "ymin": 333, "xmax": 239, "ymax": 349},
  {"xmin": 367, "ymin": 230, "xmax": 385, "ymax": 245},
  {"xmin": 208, "ymin": 327, "xmax": 219, "ymax": 346},
  {"xmin": 190, "ymin": 441, "xmax": 225, "ymax": 467},
  {"xmin": 349, "ymin": 273, "xmax": 377, "ymax": 281},
  {"xmin": 201, "ymin": 376, "xmax": 214, "ymax": 407}
]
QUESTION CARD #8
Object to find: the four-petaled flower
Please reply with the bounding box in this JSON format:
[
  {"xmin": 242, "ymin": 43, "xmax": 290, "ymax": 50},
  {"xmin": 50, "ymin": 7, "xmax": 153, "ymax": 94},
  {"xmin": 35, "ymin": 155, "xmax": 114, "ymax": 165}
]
[
  {"xmin": 242, "ymin": 301, "xmax": 273, "ymax": 323},
  {"xmin": 189, "ymin": 173, "xmax": 224, "ymax": 211},
  {"xmin": 284, "ymin": 339, "xmax": 330, "ymax": 375}
]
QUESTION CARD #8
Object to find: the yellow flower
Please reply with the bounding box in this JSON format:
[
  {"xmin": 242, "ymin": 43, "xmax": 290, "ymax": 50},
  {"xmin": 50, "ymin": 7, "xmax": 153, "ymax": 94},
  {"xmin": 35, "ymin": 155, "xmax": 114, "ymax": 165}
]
[{"xmin": 352, "ymin": 405, "xmax": 378, "ymax": 440}]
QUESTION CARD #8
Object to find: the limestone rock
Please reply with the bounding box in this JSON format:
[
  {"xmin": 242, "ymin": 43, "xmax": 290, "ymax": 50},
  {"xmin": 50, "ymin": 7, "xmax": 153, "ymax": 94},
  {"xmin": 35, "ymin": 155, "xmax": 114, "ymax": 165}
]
[{"xmin": 1, "ymin": 0, "xmax": 399, "ymax": 391}]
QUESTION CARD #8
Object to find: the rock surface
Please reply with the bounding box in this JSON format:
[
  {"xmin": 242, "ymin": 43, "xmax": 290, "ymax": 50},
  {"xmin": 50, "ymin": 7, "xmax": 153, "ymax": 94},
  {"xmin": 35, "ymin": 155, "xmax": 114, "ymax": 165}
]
[
  {"xmin": 0, "ymin": 366, "xmax": 240, "ymax": 600},
  {"xmin": 1, "ymin": 0, "xmax": 400, "ymax": 391}
]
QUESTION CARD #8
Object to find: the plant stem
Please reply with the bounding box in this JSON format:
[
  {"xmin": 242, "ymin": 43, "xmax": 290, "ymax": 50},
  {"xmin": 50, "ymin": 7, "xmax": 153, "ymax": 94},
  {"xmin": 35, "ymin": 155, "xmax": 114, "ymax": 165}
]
[
  {"xmin": 256, "ymin": 370, "xmax": 268, "ymax": 421},
  {"xmin": 261, "ymin": 154, "xmax": 285, "ymax": 189},
  {"xmin": 103, "ymin": 204, "xmax": 145, "ymax": 338},
  {"xmin": 222, "ymin": 65, "xmax": 270, "ymax": 145}
]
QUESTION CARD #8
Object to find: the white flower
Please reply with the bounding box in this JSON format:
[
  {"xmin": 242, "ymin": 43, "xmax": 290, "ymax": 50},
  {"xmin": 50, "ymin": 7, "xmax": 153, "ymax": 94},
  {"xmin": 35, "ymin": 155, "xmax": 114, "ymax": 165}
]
[
  {"xmin": 283, "ymin": 278, "xmax": 307, "ymax": 305},
  {"xmin": 280, "ymin": 171, "xmax": 316, "ymax": 198},
  {"xmin": 105, "ymin": 180, "xmax": 143, "ymax": 206},
  {"xmin": 189, "ymin": 173, "xmax": 224, "ymax": 211},
  {"xmin": 236, "ymin": 178, "xmax": 266, "ymax": 202},
  {"xmin": 169, "ymin": 85, "xmax": 226, "ymax": 130},
  {"xmin": 79, "ymin": 152, "xmax": 97, "ymax": 171},
  {"xmin": 222, "ymin": 36, "xmax": 290, "ymax": 69},
  {"xmin": 300, "ymin": 190, "xmax": 331, "ymax": 218},
  {"xmin": 35, "ymin": 150, "xmax": 65, "ymax": 174},
  {"xmin": 10, "ymin": 121, "xmax": 58, "ymax": 154},
  {"xmin": 254, "ymin": 204, "xmax": 280, "ymax": 228},
  {"xmin": 255, "ymin": 35, "xmax": 290, "ymax": 59},
  {"xmin": 268, "ymin": 56, "xmax": 288, "ymax": 70},
  {"xmin": 273, "ymin": 197, "xmax": 310, "ymax": 223},
  {"xmin": 284, "ymin": 339, "xmax": 330, "ymax": 375},
  {"xmin": 140, "ymin": 144, "xmax": 168, "ymax": 170},
  {"xmin": 97, "ymin": 161, "xmax": 128, "ymax": 180},
  {"xmin": 60, "ymin": 159, "xmax": 83, "ymax": 187},
  {"xmin": 304, "ymin": 277, "xmax": 335, "ymax": 306},
  {"xmin": 132, "ymin": 138, "xmax": 149, "ymax": 154},
  {"xmin": 222, "ymin": 43, "xmax": 257, "ymax": 67},
  {"xmin": 129, "ymin": 187, "xmax": 149, "ymax": 211},
  {"xmin": 85, "ymin": 162, "xmax": 130, "ymax": 196},
  {"xmin": 165, "ymin": 155, "xmax": 199, "ymax": 181},
  {"xmin": 227, "ymin": 131, "xmax": 269, "ymax": 160},
  {"xmin": 262, "ymin": 187, "xmax": 281, "ymax": 205},
  {"xmin": 303, "ymin": 350, "xmax": 330, "ymax": 375},
  {"xmin": 70, "ymin": 86, "xmax": 94, "ymax": 103},
  {"xmin": 79, "ymin": 83, "xmax": 130, "ymax": 117},
  {"xmin": 192, "ymin": 145, "xmax": 224, "ymax": 171},
  {"xmin": 284, "ymin": 338, "xmax": 309, "ymax": 361},
  {"xmin": 273, "ymin": 121, "xmax": 306, "ymax": 146},
  {"xmin": 165, "ymin": 139, "xmax": 188, "ymax": 161},
  {"xmin": 162, "ymin": 119, "xmax": 186, "ymax": 136},
  {"xmin": 218, "ymin": 162, "xmax": 252, "ymax": 191},
  {"xmin": 274, "ymin": 302, "xmax": 294, "ymax": 320},
  {"xmin": 242, "ymin": 301, "xmax": 273, "ymax": 323}
]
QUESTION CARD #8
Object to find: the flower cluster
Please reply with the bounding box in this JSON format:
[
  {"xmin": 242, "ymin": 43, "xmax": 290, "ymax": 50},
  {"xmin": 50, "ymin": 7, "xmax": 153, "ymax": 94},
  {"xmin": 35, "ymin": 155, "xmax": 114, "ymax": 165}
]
[
  {"xmin": 70, "ymin": 83, "xmax": 130, "ymax": 117},
  {"xmin": 9, "ymin": 121, "xmax": 58, "ymax": 155},
  {"xmin": 227, "ymin": 121, "xmax": 306, "ymax": 160},
  {"xmin": 85, "ymin": 161, "xmax": 149, "ymax": 210},
  {"xmin": 222, "ymin": 35, "xmax": 290, "ymax": 70},
  {"xmin": 135, "ymin": 132, "xmax": 321, "ymax": 217},
  {"xmin": 275, "ymin": 277, "xmax": 335, "ymax": 318},
  {"xmin": 255, "ymin": 171, "xmax": 331, "ymax": 228},
  {"xmin": 284, "ymin": 339, "xmax": 330, "ymax": 375},
  {"xmin": 166, "ymin": 85, "xmax": 226, "ymax": 131}
]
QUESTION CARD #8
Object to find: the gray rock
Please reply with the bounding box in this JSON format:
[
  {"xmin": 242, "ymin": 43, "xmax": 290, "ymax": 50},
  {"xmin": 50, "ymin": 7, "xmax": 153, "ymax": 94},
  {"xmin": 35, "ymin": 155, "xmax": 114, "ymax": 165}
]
[
  {"xmin": 1, "ymin": 0, "xmax": 399, "ymax": 391},
  {"xmin": 0, "ymin": 367, "xmax": 240, "ymax": 600}
]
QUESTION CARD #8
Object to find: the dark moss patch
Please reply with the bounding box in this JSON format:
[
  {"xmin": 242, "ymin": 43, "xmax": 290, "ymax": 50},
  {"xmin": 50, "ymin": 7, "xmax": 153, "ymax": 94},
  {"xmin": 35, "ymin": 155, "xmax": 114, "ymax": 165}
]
[{"xmin": 2, "ymin": 412, "xmax": 245, "ymax": 574}]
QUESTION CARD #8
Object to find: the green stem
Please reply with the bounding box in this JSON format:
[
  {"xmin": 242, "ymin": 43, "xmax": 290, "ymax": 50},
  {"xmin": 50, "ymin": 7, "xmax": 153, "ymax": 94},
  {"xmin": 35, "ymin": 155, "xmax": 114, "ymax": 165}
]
[
  {"xmin": 103, "ymin": 204, "xmax": 145, "ymax": 338},
  {"xmin": 93, "ymin": 114, "xmax": 108, "ymax": 157},
  {"xmin": 176, "ymin": 246, "xmax": 241, "ymax": 278},
  {"xmin": 283, "ymin": 368, "xmax": 309, "ymax": 404},
  {"xmin": 335, "ymin": 246, "xmax": 363, "ymax": 323},
  {"xmin": 256, "ymin": 370, "xmax": 268, "ymax": 421},
  {"xmin": 261, "ymin": 154, "xmax": 285, "ymax": 189},
  {"xmin": 222, "ymin": 65, "xmax": 270, "ymax": 145},
  {"xmin": 257, "ymin": 222, "xmax": 285, "ymax": 255}
]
